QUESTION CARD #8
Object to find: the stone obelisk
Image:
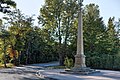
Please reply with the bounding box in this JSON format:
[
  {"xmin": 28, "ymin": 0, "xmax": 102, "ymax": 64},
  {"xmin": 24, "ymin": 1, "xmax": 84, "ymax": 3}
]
[
  {"xmin": 72, "ymin": 0, "xmax": 86, "ymax": 71},
  {"xmin": 71, "ymin": 0, "xmax": 98, "ymax": 74},
  {"xmin": 62, "ymin": 0, "xmax": 99, "ymax": 74}
]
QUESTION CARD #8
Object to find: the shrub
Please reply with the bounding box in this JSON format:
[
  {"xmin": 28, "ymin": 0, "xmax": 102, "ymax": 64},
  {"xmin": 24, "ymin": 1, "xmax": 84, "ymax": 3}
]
[{"xmin": 64, "ymin": 57, "xmax": 73, "ymax": 68}]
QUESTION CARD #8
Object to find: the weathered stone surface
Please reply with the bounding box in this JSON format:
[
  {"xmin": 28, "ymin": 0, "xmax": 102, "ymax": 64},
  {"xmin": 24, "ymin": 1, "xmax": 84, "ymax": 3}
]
[{"xmin": 74, "ymin": 54, "xmax": 86, "ymax": 68}]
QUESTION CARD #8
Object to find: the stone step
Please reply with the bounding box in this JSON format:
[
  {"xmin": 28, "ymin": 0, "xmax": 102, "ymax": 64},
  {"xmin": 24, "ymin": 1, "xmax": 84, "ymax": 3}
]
[{"xmin": 60, "ymin": 68, "xmax": 100, "ymax": 75}]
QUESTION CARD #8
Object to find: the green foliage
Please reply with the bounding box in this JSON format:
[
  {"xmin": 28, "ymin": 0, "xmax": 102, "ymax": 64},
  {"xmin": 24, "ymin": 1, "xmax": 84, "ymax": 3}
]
[
  {"xmin": 0, "ymin": 0, "xmax": 119, "ymax": 71},
  {"xmin": 0, "ymin": 29, "xmax": 10, "ymax": 67},
  {"xmin": 39, "ymin": 0, "xmax": 79, "ymax": 66},
  {"xmin": 64, "ymin": 57, "xmax": 73, "ymax": 68},
  {"xmin": 1, "ymin": 9, "xmax": 58, "ymax": 65},
  {"xmin": 0, "ymin": 0, "xmax": 16, "ymax": 13},
  {"xmin": 105, "ymin": 17, "xmax": 119, "ymax": 55},
  {"xmin": 0, "ymin": 53, "xmax": 3, "ymax": 63},
  {"xmin": 0, "ymin": 63, "xmax": 14, "ymax": 68},
  {"xmin": 86, "ymin": 54, "xmax": 120, "ymax": 70},
  {"xmin": 83, "ymin": 4, "xmax": 106, "ymax": 54}
]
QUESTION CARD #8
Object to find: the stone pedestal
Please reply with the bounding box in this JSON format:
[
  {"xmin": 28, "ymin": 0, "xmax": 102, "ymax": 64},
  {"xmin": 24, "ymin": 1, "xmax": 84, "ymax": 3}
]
[
  {"xmin": 59, "ymin": 45, "xmax": 100, "ymax": 72},
  {"xmin": 73, "ymin": 54, "xmax": 86, "ymax": 68},
  {"xmin": 60, "ymin": 54, "xmax": 99, "ymax": 75},
  {"xmin": 63, "ymin": 68, "xmax": 99, "ymax": 75}
]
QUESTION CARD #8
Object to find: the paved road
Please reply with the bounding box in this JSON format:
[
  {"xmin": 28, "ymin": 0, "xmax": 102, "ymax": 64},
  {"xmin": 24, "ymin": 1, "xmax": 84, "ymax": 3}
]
[
  {"xmin": 39, "ymin": 69, "xmax": 120, "ymax": 80},
  {"xmin": 0, "ymin": 62, "xmax": 59, "ymax": 80},
  {"xmin": 0, "ymin": 66, "xmax": 41, "ymax": 80},
  {"xmin": 1, "ymin": 62, "xmax": 120, "ymax": 80}
]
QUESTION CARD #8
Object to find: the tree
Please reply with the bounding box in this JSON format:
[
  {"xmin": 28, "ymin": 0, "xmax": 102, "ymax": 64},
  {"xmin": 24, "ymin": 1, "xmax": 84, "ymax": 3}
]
[
  {"xmin": 4, "ymin": 9, "xmax": 56, "ymax": 65},
  {"xmin": 3, "ymin": 9, "xmax": 35, "ymax": 65},
  {"xmin": 39, "ymin": 0, "xmax": 64, "ymax": 65},
  {"xmin": 38, "ymin": 0, "xmax": 78, "ymax": 65},
  {"xmin": 0, "ymin": 30, "xmax": 10, "ymax": 68},
  {"xmin": 0, "ymin": 0, "xmax": 16, "ymax": 13},
  {"xmin": 116, "ymin": 19, "xmax": 120, "ymax": 47},
  {"xmin": 82, "ymin": 4, "xmax": 106, "ymax": 56},
  {"xmin": 61, "ymin": 0, "xmax": 78, "ymax": 58},
  {"xmin": 105, "ymin": 17, "xmax": 119, "ymax": 55},
  {"xmin": 115, "ymin": 18, "xmax": 120, "ymax": 45}
]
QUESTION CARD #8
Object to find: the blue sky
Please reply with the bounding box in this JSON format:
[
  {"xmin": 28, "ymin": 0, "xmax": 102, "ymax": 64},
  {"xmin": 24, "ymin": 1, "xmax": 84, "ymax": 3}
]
[
  {"xmin": 84, "ymin": 0, "xmax": 120, "ymax": 24},
  {"xmin": 1, "ymin": 0, "xmax": 120, "ymax": 25}
]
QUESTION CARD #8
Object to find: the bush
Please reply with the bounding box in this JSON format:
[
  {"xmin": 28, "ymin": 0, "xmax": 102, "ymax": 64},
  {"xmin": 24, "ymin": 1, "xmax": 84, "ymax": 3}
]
[
  {"xmin": 86, "ymin": 54, "xmax": 120, "ymax": 70},
  {"xmin": 64, "ymin": 57, "xmax": 73, "ymax": 68}
]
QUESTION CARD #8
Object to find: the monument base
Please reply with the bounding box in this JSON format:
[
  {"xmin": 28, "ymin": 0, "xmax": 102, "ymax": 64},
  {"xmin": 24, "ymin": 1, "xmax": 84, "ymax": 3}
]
[
  {"xmin": 60, "ymin": 67, "xmax": 99, "ymax": 75},
  {"xmin": 60, "ymin": 54, "xmax": 99, "ymax": 75}
]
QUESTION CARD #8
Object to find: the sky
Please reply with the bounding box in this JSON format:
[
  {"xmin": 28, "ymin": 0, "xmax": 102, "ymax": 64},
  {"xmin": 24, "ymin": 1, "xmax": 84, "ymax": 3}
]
[{"xmin": 1, "ymin": 0, "xmax": 120, "ymax": 25}]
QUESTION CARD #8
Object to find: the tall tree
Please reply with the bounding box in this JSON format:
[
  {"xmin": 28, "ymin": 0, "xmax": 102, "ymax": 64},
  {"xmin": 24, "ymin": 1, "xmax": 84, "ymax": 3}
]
[
  {"xmin": 106, "ymin": 17, "xmax": 119, "ymax": 55},
  {"xmin": 0, "ymin": 30, "xmax": 10, "ymax": 67},
  {"xmin": 62, "ymin": 0, "xmax": 78, "ymax": 58},
  {"xmin": 82, "ymin": 4, "xmax": 106, "ymax": 55},
  {"xmin": 3, "ymin": 9, "xmax": 35, "ymax": 65},
  {"xmin": 39, "ymin": 0, "xmax": 64, "ymax": 65},
  {"xmin": 115, "ymin": 18, "xmax": 120, "ymax": 40},
  {"xmin": 38, "ymin": 0, "xmax": 78, "ymax": 65}
]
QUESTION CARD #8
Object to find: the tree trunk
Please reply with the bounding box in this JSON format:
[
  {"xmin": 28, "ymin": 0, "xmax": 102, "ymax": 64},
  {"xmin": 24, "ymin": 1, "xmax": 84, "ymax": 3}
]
[
  {"xmin": 3, "ymin": 54, "xmax": 7, "ymax": 68},
  {"xmin": 59, "ymin": 52, "xmax": 65, "ymax": 66},
  {"xmin": 18, "ymin": 51, "xmax": 21, "ymax": 65},
  {"xmin": 58, "ymin": 18, "xmax": 65, "ymax": 66},
  {"xmin": 26, "ymin": 42, "xmax": 30, "ymax": 64},
  {"xmin": 13, "ymin": 55, "xmax": 17, "ymax": 66},
  {"xmin": 63, "ymin": 17, "xmax": 70, "ymax": 57},
  {"xmin": 3, "ymin": 39, "xmax": 7, "ymax": 68}
]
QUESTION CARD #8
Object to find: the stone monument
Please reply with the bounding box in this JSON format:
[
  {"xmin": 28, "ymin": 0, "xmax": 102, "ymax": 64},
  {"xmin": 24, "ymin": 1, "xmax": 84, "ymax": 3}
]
[{"xmin": 61, "ymin": 0, "xmax": 99, "ymax": 74}]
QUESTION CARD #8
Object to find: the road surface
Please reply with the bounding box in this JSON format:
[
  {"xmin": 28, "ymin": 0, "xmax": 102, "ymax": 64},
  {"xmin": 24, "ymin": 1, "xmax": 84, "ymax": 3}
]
[{"xmin": 1, "ymin": 62, "xmax": 120, "ymax": 80}]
